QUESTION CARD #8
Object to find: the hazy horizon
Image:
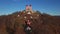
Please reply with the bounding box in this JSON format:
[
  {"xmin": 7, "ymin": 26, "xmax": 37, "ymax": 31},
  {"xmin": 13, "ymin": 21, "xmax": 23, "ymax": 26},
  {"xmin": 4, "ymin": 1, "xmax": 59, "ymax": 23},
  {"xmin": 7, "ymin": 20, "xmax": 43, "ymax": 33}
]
[{"xmin": 0, "ymin": 0, "xmax": 60, "ymax": 16}]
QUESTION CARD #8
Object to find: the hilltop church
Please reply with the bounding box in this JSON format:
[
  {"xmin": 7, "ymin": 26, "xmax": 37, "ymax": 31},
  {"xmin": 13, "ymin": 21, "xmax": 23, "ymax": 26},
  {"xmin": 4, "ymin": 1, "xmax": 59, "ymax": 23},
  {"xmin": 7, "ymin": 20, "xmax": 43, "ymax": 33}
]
[{"xmin": 17, "ymin": 5, "xmax": 40, "ymax": 20}]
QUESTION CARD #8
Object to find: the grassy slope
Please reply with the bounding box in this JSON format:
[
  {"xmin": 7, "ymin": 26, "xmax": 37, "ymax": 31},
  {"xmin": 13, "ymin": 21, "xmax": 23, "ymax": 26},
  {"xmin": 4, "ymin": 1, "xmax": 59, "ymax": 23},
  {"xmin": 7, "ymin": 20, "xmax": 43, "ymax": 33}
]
[{"xmin": 0, "ymin": 11, "xmax": 60, "ymax": 34}]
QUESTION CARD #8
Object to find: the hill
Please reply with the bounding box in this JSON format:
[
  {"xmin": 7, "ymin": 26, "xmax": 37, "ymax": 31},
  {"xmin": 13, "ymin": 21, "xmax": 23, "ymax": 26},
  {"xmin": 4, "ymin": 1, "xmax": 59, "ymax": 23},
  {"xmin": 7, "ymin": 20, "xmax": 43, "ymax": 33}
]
[{"xmin": 0, "ymin": 10, "xmax": 60, "ymax": 34}]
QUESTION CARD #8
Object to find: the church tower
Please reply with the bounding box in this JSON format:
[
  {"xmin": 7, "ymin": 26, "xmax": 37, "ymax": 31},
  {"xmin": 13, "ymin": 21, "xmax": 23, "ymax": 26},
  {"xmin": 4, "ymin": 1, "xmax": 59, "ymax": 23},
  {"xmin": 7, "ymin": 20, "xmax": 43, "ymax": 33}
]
[
  {"xmin": 26, "ymin": 5, "xmax": 33, "ymax": 14},
  {"xmin": 25, "ymin": 5, "xmax": 33, "ymax": 14},
  {"xmin": 26, "ymin": 5, "xmax": 32, "ymax": 12}
]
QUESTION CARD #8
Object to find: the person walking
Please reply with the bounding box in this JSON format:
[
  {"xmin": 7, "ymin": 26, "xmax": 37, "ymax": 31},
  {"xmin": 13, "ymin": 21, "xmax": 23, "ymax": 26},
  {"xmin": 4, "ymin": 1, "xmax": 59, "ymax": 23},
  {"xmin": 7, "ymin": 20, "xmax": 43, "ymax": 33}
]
[{"xmin": 24, "ymin": 20, "xmax": 32, "ymax": 34}]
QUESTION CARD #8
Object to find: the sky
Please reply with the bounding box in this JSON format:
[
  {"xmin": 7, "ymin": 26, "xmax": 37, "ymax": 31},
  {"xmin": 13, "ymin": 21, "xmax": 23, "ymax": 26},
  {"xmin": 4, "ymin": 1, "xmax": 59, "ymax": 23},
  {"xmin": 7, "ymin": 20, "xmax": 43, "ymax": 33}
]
[{"xmin": 0, "ymin": 0, "xmax": 60, "ymax": 16}]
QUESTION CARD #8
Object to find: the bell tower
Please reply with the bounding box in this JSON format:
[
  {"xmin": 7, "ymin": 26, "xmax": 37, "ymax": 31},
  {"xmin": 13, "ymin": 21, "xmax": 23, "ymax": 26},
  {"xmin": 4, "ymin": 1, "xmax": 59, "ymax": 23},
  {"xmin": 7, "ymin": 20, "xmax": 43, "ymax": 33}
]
[
  {"xmin": 25, "ymin": 0, "xmax": 34, "ymax": 14},
  {"xmin": 26, "ymin": 5, "xmax": 32, "ymax": 12},
  {"xmin": 25, "ymin": 5, "xmax": 33, "ymax": 14}
]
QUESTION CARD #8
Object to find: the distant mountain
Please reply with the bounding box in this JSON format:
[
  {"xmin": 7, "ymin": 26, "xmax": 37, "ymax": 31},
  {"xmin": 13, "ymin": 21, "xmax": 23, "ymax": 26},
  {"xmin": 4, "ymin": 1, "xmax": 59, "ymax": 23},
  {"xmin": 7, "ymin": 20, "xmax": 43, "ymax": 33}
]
[{"xmin": 0, "ymin": 10, "xmax": 60, "ymax": 34}]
